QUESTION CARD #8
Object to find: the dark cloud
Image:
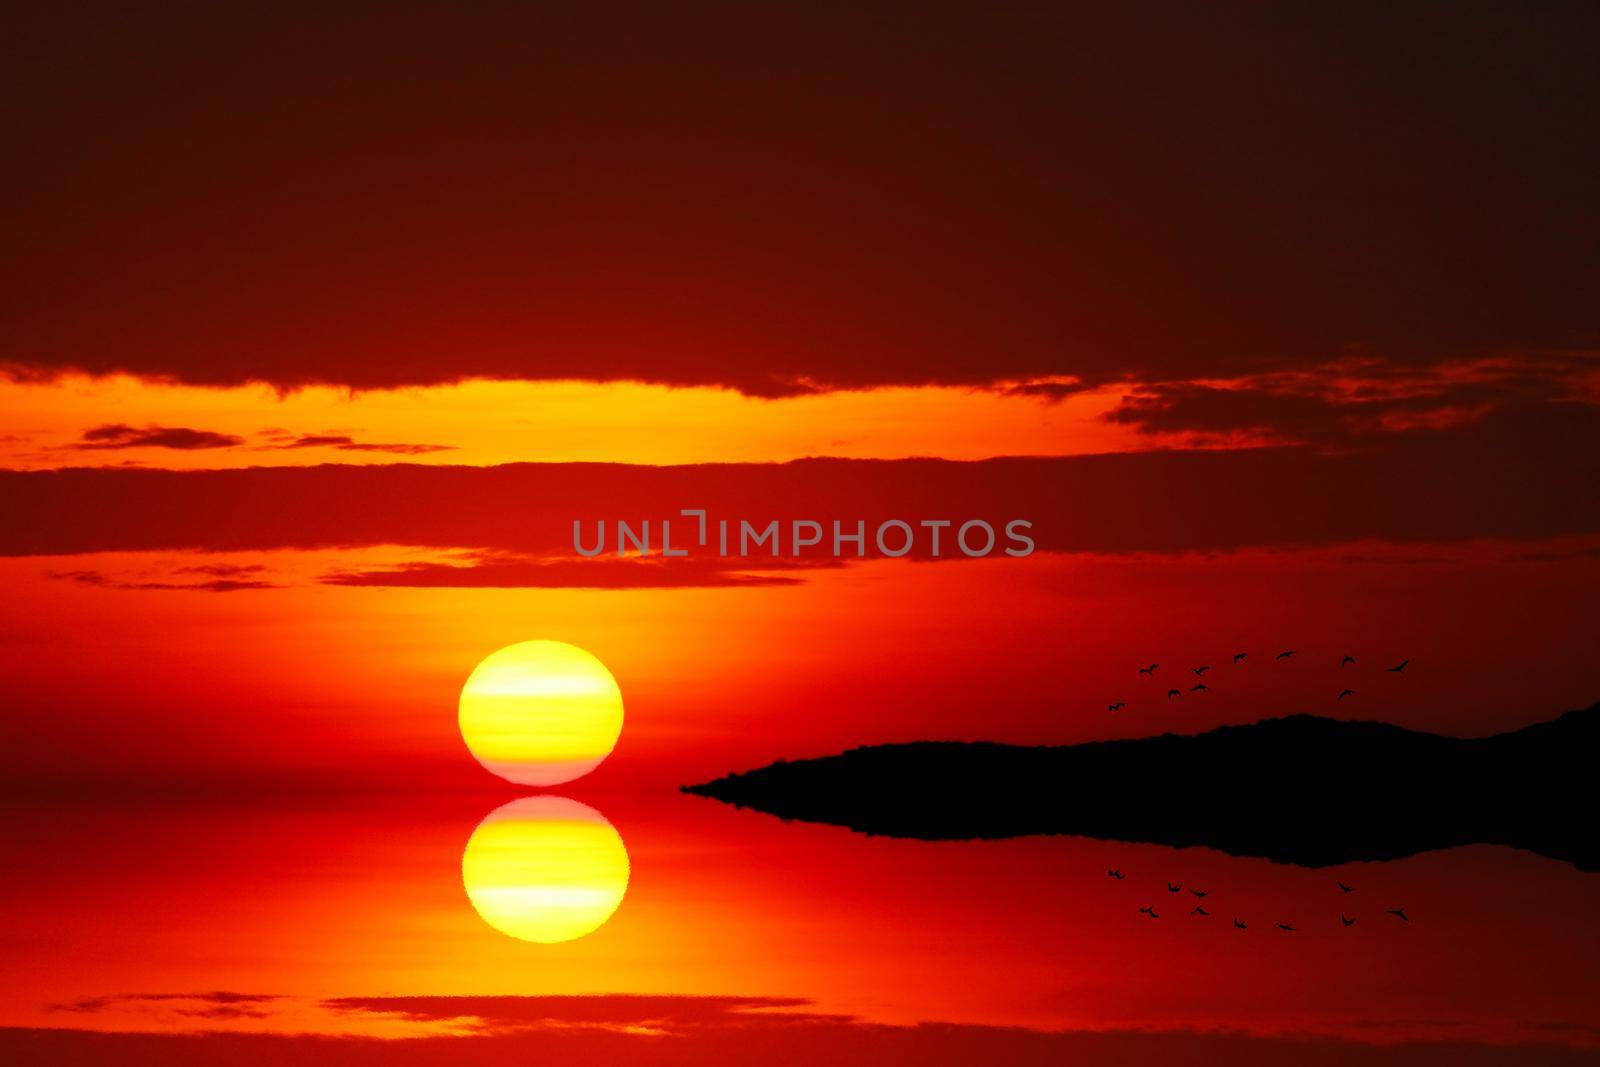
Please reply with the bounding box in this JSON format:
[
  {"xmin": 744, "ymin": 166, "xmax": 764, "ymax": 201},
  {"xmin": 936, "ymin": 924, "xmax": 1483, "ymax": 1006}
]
[
  {"xmin": 72, "ymin": 424, "xmax": 246, "ymax": 451},
  {"xmin": 1001, "ymin": 381, "xmax": 1092, "ymax": 403},
  {"xmin": 1107, "ymin": 385, "xmax": 1360, "ymax": 444},
  {"xmin": 1104, "ymin": 359, "xmax": 1599, "ymax": 445},
  {"xmin": 4, "ymin": 404, "xmax": 1598, "ymax": 560},
  {"xmin": 48, "ymin": 992, "xmax": 280, "ymax": 1017},
  {"xmin": 61, "ymin": 426, "xmax": 455, "ymax": 456},
  {"xmin": 319, "ymin": 554, "xmax": 824, "ymax": 589},
  {"xmin": 7, "ymin": 1013, "xmax": 1595, "ymax": 1066},
  {"xmin": 322, "ymin": 994, "xmax": 843, "ymax": 1034},
  {"xmin": 46, "ymin": 997, "xmax": 113, "ymax": 1014},
  {"xmin": 1, "ymin": 6, "xmax": 1597, "ymax": 394},
  {"xmin": 48, "ymin": 569, "xmax": 278, "ymax": 593},
  {"xmin": 269, "ymin": 434, "xmax": 454, "ymax": 455},
  {"xmin": 53, "ymin": 555, "xmax": 818, "ymax": 593},
  {"xmin": 172, "ymin": 563, "xmax": 269, "ymax": 578}
]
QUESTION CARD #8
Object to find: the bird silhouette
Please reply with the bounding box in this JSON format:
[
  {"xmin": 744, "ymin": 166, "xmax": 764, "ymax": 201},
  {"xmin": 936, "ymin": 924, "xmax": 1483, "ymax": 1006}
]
[
  {"xmin": 1233, "ymin": 918, "xmax": 1248, "ymax": 930},
  {"xmin": 1233, "ymin": 652, "xmax": 1248, "ymax": 664},
  {"xmin": 1341, "ymin": 914, "xmax": 1356, "ymax": 927},
  {"xmin": 1275, "ymin": 922, "xmax": 1296, "ymax": 932},
  {"xmin": 1139, "ymin": 663, "xmax": 1160, "ymax": 676},
  {"xmin": 1139, "ymin": 906, "xmax": 1159, "ymax": 919},
  {"xmin": 1388, "ymin": 659, "xmax": 1409, "ymax": 673},
  {"xmin": 1190, "ymin": 888, "xmax": 1208, "ymax": 898},
  {"xmin": 1340, "ymin": 655, "xmax": 1356, "ymax": 668},
  {"xmin": 1167, "ymin": 882, "xmax": 1181, "ymax": 893},
  {"xmin": 1276, "ymin": 650, "xmax": 1296, "ymax": 660},
  {"xmin": 1108, "ymin": 869, "xmax": 1125, "ymax": 880},
  {"xmin": 1191, "ymin": 683, "xmax": 1209, "ymax": 693},
  {"xmin": 1337, "ymin": 881, "xmax": 1354, "ymax": 893},
  {"xmin": 1192, "ymin": 905, "xmax": 1210, "ymax": 916},
  {"xmin": 1388, "ymin": 907, "xmax": 1410, "ymax": 922},
  {"xmin": 1108, "ymin": 702, "xmax": 1126, "ymax": 712},
  {"xmin": 1167, "ymin": 688, "xmax": 1181, "ymax": 698},
  {"xmin": 1338, "ymin": 688, "xmax": 1356, "ymax": 700},
  {"xmin": 1192, "ymin": 665, "xmax": 1210, "ymax": 676}
]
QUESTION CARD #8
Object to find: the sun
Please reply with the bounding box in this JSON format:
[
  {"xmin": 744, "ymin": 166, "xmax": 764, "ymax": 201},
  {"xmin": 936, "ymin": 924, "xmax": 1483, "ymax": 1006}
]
[
  {"xmin": 461, "ymin": 796, "xmax": 630, "ymax": 943},
  {"xmin": 458, "ymin": 640, "xmax": 624, "ymax": 786}
]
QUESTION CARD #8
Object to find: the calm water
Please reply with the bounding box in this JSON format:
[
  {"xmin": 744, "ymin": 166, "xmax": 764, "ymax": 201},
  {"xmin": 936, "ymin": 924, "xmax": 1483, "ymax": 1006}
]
[{"xmin": 3, "ymin": 787, "xmax": 1595, "ymax": 1053}]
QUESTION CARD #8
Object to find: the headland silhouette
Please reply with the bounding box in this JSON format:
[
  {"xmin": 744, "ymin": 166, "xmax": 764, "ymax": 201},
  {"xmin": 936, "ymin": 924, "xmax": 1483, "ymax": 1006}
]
[{"xmin": 684, "ymin": 704, "xmax": 1600, "ymax": 870}]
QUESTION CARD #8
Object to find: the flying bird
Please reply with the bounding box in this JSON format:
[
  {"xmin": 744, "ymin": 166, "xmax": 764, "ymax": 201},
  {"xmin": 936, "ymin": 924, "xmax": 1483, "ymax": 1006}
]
[
  {"xmin": 1139, "ymin": 663, "xmax": 1160, "ymax": 676},
  {"xmin": 1388, "ymin": 659, "xmax": 1410, "ymax": 673},
  {"xmin": 1139, "ymin": 906, "xmax": 1159, "ymax": 919},
  {"xmin": 1167, "ymin": 882, "xmax": 1181, "ymax": 893},
  {"xmin": 1337, "ymin": 881, "xmax": 1354, "ymax": 894},
  {"xmin": 1341, "ymin": 914, "xmax": 1356, "ymax": 927},
  {"xmin": 1275, "ymin": 922, "xmax": 1296, "ymax": 932},
  {"xmin": 1276, "ymin": 650, "xmax": 1296, "ymax": 660},
  {"xmin": 1192, "ymin": 665, "xmax": 1210, "ymax": 676},
  {"xmin": 1167, "ymin": 688, "xmax": 1182, "ymax": 698},
  {"xmin": 1190, "ymin": 889, "xmax": 1208, "ymax": 898},
  {"xmin": 1108, "ymin": 702, "xmax": 1126, "ymax": 712},
  {"xmin": 1192, "ymin": 905, "xmax": 1210, "ymax": 917},
  {"xmin": 1233, "ymin": 918, "xmax": 1248, "ymax": 930},
  {"xmin": 1191, "ymin": 683, "xmax": 1209, "ymax": 693},
  {"xmin": 1339, "ymin": 688, "xmax": 1356, "ymax": 700},
  {"xmin": 1388, "ymin": 908, "xmax": 1410, "ymax": 922},
  {"xmin": 1340, "ymin": 655, "xmax": 1356, "ymax": 668},
  {"xmin": 1107, "ymin": 869, "xmax": 1125, "ymax": 880},
  {"xmin": 1233, "ymin": 652, "xmax": 1248, "ymax": 665}
]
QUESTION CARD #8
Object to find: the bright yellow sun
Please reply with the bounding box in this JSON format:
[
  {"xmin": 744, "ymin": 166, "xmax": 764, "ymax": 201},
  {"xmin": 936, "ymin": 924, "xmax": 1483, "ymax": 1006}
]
[
  {"xmin": 461, "ymin": 795, "xmax": 630, "ymax": 943},
  {"xmin": 458, "ymin": 640, "xmax": 624, "ymax": 786}
]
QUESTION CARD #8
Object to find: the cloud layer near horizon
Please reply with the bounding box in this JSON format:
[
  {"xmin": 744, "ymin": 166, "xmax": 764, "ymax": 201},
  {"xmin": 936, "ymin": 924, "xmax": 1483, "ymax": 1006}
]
[
  {"xmin": 7, "ymin": 994, "xmax": 1596, "ymax": 1067},
  {"xmin": 4, "ymin": 404, "xmax": 1597, "ymax": 562}
]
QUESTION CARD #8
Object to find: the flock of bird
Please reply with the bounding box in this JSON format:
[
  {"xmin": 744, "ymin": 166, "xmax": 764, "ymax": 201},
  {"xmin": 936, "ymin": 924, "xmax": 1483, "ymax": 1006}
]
[
  {"xmin": 1111, "ymin": 652, "xmax": 1410, "ymax": 713},
  {"xmin": 1108, "ymin": 868, "xmax": 1413, "ymax": 930},
  {"xmin": 1105, "ymin": 650, "xmax": 1417, "ymax": 931}
]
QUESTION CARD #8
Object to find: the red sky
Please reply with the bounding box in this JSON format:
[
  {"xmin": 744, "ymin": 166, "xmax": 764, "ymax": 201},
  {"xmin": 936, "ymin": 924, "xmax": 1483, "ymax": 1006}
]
[
  {"xmin": 4, "ymin": 6, "xmax": 1597, "ymax": 397},
  {"xmin": 2, "ymin": 3, "xmax": 1598, "ymax": 1062}
]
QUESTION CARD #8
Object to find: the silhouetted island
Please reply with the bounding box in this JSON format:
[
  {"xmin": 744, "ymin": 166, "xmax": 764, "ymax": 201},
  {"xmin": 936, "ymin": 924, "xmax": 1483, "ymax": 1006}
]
[{"xmin": 683, "ymin": 704, "xmax": 1600, "ymax": 870}]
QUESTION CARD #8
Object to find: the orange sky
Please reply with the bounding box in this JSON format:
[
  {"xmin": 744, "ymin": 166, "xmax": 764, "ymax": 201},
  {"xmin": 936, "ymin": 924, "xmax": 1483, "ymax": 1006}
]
[
  {"xmin": 3, "ymin": 361, "xmax": 1597, "ymax": 1063},
  {"xmin": 4, "ymin": 5, "xmax": 1599, "ymax": 1060},
  {"xmin": 2, "ymin": 791, "xmax": 1596, "ymax": 1046},
  {"xmin": 2, "ymin": 538, "xmax": 1597, "ymax": 792},
  {"xmin": 5, "ymin": 363, "xmax": 1594, "ymax": 1057},
  {"xmin": 0, "ymin": 374, "xmax": 1147, "ymax": 469}
]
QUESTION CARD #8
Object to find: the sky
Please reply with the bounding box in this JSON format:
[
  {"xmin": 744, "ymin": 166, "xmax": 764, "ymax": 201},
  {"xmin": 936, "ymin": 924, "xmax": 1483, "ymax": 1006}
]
[{"xmin": 2, "ymin": 3, "xmax": 1599, "ymax": 1061}]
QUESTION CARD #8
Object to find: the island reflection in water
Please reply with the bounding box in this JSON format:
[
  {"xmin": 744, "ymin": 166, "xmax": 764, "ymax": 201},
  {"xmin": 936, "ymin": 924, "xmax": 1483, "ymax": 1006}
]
[{"xmin": 0, "ymin": 788, "xmax": 1595, "ymax": 1054}]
